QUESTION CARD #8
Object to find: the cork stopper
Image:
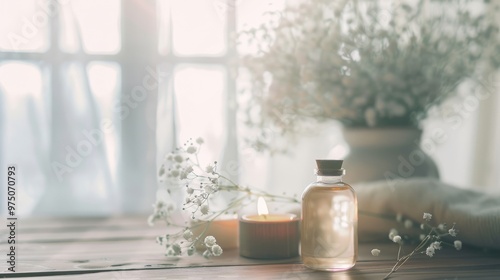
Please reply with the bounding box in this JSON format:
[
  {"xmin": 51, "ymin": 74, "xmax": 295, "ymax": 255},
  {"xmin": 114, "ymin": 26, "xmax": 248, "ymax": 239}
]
[{"xmin": 315, "ymin": 160, "xmax": 345, "ymax": 176}]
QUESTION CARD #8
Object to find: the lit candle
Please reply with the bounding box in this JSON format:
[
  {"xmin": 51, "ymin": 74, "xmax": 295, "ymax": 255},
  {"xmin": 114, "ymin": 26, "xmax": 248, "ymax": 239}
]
[{"xmin": 239, "ymin": 197, "xmax": 300, "ymax": 259}]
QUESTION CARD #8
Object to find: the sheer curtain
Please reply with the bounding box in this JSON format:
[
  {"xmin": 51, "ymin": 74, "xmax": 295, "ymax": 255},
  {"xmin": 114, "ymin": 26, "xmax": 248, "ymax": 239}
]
[
  {"xmin": 1, "ymin": 0, "xmax": 158, "ymax": 216},
  {"xmin": 0, "ymin": 0, "xmax": 239, "ymax": 216}
]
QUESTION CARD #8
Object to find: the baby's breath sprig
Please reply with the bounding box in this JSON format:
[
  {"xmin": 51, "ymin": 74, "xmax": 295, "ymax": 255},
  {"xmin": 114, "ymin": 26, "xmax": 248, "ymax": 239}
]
[
  {"xmin": 149, "ymin": 137, "xmax": 299, "ymax": 258},
  {"xmin": 372, "ymin": 212, "xmax": 462, "ymax": 279}
]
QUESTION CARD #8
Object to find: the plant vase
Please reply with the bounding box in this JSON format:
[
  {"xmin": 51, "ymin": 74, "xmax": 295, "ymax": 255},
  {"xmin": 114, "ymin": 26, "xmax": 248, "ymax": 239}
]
[{"xmin": 341, "ymin": 127, "xmax": 439, "ymax": 186}]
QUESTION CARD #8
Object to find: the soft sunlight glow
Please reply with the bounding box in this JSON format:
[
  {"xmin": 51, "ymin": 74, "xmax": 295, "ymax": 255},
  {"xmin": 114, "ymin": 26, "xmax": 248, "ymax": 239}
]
[
  {"xmin": 0, "ymin": 0, "xmax": 48, "ymax": 52},
  {"xmin": 0, "ymin": 62, "xmax": 42, "ymax": 98},
  {"xmin": 174, "ymin": 64, "xmax": 225, "ymax": 165},
  {"xmin": 328, "ymin": 144, "xmax": 350, "ymax": 159},
  {"xmin": 87, "ymin": 62, "xmax": 120, "ymax": 97},
  {"xmin": 60, "ymin": 0, "xmax": 121, "ymax": 54},
  {"xmin": 331, "ymin": 197, "xmax": 350, "ymax": 230},
  {"xmin": 257, "ymin": 197, "xmax": 269, "ymax": 216},
  {"xmin": 236, "ymin": 0, "xmax": 285, "ymax": 55},
  {"xmin": 0, "ymin": 62, "xmax": 45, "ymax": 216},
  {"xmin": 156, "ymin": 0, "xmax": 171, "ymax": 55},
  {"xmin": 170, "ymin": 0, "xmax": 226, "ymax": 56},
  {"xmin": 87, "ymin": 62, "xmax": 121, "ymax": 184}
]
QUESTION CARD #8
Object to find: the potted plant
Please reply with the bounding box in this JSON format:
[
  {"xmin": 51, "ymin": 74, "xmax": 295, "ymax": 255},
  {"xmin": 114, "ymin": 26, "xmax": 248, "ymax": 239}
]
[{"xmin": 238, "ymin": 0, "xmax": 500, "ymax": 183}]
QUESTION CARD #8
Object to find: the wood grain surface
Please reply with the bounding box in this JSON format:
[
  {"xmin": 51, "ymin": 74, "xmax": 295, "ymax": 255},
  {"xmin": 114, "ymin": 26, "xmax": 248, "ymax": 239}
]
[{"xmin": 1, "ymin": 216, "xmax": 499, "ymax": 279}]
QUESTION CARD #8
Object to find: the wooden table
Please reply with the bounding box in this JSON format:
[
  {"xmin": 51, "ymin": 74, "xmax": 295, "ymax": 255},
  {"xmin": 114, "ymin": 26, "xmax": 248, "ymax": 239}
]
[{"xmin": 1, "ymin": 216, "xmax": 500, "ymax": 279}]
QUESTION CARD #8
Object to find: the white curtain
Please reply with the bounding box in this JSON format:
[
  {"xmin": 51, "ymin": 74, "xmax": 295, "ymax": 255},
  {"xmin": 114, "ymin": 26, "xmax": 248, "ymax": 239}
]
[
  {"xmin": 1, "ymin": 0, "xmax": 159, "ymax": 216},
  {"xmin": 34, "ymin": 61, "xmax": 118, "ymax": 215}
]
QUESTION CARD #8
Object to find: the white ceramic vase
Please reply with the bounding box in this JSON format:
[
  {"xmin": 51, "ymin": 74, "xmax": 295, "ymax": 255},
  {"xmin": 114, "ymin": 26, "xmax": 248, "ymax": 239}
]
[{"xmin": 341, "ymin": 127, "xmax": 439, "ymax": 185}]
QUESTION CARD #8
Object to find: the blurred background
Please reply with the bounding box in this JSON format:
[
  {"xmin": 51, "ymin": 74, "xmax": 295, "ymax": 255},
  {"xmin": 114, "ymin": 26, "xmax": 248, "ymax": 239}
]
[{"xmin": 0, "ymin": 0, "xmax": 499, "ymax": 217}]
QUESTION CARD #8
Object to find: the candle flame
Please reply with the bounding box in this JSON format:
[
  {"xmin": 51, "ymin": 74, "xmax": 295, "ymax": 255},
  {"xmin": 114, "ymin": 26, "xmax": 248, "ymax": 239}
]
[{"xmin": 257, "ymin": 197, "xmax": 269, "ymax": 216}]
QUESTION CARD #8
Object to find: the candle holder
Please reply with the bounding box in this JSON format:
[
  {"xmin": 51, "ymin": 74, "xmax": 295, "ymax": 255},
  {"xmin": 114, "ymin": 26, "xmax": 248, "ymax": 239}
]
[
  {"xmin": 239, "ymin": 214, "xmax": 300, "ymax": 259},
  {"xmin": 238, "ymin": 197, "xmax": 300, "ymax": 259}
]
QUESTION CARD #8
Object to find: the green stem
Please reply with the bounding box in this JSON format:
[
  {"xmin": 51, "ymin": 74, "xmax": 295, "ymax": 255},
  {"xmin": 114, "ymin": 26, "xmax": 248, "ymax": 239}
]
[
  {"xmin": 189, "ymin": 195, "xmax": 248, "ymax": 249},
  {"xmin": 217, "ymin": 184, "xmax": 299, "ymax": 204},
  {"xmin": 396, "ymin": 244, "xmax": 402, "ymax": 261}
]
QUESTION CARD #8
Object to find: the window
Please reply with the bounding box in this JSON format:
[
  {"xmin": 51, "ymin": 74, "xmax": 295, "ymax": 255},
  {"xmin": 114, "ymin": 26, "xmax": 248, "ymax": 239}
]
[
  {"xmin": 0, "ymin": 0, "xmax": 123, "ymax": 216},
  {"xmin": 0, "ymin": 0, "xmax": 287, "ymax": 216}
]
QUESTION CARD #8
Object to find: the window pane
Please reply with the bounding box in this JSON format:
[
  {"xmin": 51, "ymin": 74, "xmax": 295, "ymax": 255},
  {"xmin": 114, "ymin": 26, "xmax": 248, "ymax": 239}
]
[
  {"xmin": 59, "ymin": 0, "xmax": 121, "ymax": 54},
  {"xmin": 169, "ymin": 0, "xmax": 226, "ymax": 56},
  {"xmin": 157, "ymin": 0, "xmax": 171, "ymax": 55},
  {"xmin": 0, "ymin": 0, "xmax": 49, "ymax": 52},
  {"xmin": 174, "ymin": 64, "xmax": 226, "ymax": 164},
  {"xmin": 87, "ymin": 61, "xmax": 121, "ymax": 182},
  {"xmin": 0, "ymin": 62, "xmax": 47, "ymax": 215}
]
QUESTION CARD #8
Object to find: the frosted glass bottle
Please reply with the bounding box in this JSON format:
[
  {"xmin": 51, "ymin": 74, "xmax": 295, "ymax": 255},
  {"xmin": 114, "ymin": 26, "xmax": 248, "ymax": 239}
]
[{"xmin": 301, "ymin": 160, "xmax": 357, "ymax": 271}]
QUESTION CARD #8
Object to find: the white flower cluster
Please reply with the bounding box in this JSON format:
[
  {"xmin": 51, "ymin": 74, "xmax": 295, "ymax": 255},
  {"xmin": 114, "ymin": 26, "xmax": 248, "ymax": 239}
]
[
  {"xmin": 202, "ymin": 236, "xmax": 223, "ymax": 258},
  {"xmin": 158, "ymin": 137, "xmax": 204, "ymax": 181},
  {"xmin": 421, "ymin": 220, "xmax": 461, "ymax": 257},
  {"xmin": 150, "ymin": 137, "xmax": 300, "ymax": 258},
  {"xmin": 370, "ymin": 249, "xmax": 381, "ymax": 257},
  {"xmin": 157, "ymin": 137, "xmax": 221, "ymax": 220},
  {"xmin": 147, "ymin": 200, "xmax": 175, "ymax": 226},
  {"xmin": 423, "ymin": 212, "xmax": 432, "ymax": 222},
  {"xmin": 155, "ymin": 231, "xmax": 222, "ymax": 258},
  {"xmin": 425, "ymin": 241, "xmax": 441, "ymax": 257},
  {"xmin": 372, "ymin": 212, "xmax": 462, "ymax": 278},
  {"xmin": 240, "ymin": 0, "xmax": 500, "ymax": 150},
  {"xmin": 155, "ymin": 234, "xmax": 182, "ymax": 257},
  {"xmin": 149, "ymin": 138, "xmax": 225, "ymax": 258}
]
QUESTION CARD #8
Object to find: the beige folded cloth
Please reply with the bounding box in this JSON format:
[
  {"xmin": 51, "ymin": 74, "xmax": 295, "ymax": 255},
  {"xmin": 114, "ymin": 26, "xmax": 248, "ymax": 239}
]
[{"xmin": 357, "ymin": 178, "xmax": 500, "ymax": 249}]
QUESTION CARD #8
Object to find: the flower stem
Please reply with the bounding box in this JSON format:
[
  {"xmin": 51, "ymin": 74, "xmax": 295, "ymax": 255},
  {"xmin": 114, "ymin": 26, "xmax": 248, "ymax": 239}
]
[{"xmin": 383, "ymin": 235, "xmax": 431, "ymax": 279}]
